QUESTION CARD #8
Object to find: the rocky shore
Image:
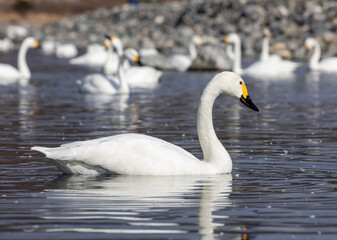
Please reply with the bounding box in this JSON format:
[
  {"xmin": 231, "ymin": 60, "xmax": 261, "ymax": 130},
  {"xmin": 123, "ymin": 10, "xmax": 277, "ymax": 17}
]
[{"xmin": 3, "ymin": 0, "xmax": 337, "ymax": 70}]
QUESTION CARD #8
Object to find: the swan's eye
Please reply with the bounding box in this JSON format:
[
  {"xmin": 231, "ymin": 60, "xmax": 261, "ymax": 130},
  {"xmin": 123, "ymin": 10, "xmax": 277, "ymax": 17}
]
[{"xmin": 239, "ymin": 81, "xmax": 243, "ymax": 85}]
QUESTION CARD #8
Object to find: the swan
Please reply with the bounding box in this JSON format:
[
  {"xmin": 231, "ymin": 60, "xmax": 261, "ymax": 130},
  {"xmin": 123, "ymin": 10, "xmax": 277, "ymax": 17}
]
[
  {"xmin": 55, "ymin": 43, "xmax": 78, "ymax": 58},
  {"xmin": 0, "ymin": 37, "xmax": 39, "ymax": 84},
  {"xmin": 305, "ymin": 37, "xmax": 337, "ymax": 73},
  {"xmin": 0, "ymin": 38, "xmax": 14, "ymax": 52},
  {"xmin": 69, "ymin": 43, "xmax": 107, "ymax": 67},
  {"xmin": 41, "ymin": 40, "xmax": 56, "ymax": 55},
  {"xmin": 32, "ymin": 71, "xmax": 259, "ymax": 175},
  {"xmin": 78, "ymin": 39, "xmax": 139, "ymax": 95},
  {"xmin": 260, "ymin": 28, "xmax": 281, "ymax": 62},
  {"xmin": 224, "ymin": 33, "xmax": 300, "ymax": 78},
  {"xmin": 109, "ymin": 36, "xmax": 162, "ymax": 89},
  {"xmin": 169, "ymin": 36, "xmax": 204, "ymax": 71}
]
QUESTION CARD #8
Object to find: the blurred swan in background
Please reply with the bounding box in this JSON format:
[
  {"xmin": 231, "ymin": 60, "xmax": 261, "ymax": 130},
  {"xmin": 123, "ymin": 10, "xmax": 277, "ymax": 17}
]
[
  {"xmin": 224, "ymin": 33, "xmax": 301, "ymax": 78},
  {"xmin": 169, "ymin": 35, "xmax": 204, "ymax": 71},
  {"xmin": 305, "ymin": 37, "xmax": 337, "ymax": 73},
  {"xmin": 69, "ymin": 43, "xmax": 107, "ymax": 67},
  {"xmin": 0, "ymin": 37, "xmax": 39, "ymax": 85},
  {"xmin": 78, "ymin": 37, "xmax": 139, "ymax": 95},
  {"xmin": 0, "ymin": 38, "xmax": 15, "ymax": 52},
  {"xmin": 32, "ymin": 71, "xmax": 259, "ymax": 175},
  {"xmin": 260, "ymin": 28, "xmax": 281, "ymax": 62},
  {"xmin": 110, "ymin": 36, "xmax": 162, "ymax": 89},
  {"xmin": 55, "ymin": 43, "xmax": 78, "ymax": 58}
]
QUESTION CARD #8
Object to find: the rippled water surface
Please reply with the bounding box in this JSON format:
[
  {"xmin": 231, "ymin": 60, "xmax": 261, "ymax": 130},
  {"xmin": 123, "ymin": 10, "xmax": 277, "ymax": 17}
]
[{"xmin": 1, "ymin": 51, "xmax": 337, "ymax": 239}]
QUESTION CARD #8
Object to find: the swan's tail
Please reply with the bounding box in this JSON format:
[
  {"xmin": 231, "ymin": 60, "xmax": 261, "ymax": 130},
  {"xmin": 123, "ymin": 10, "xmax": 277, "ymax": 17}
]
[{"xmin": 31, "ymin": 146, "xmax": 108, "ymax": 175}]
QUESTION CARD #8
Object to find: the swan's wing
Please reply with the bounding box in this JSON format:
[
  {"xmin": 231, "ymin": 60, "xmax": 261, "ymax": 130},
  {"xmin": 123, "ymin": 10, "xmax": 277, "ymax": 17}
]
[
  {"xmin": 70, "ymin": 52, "xmax": 107, "ymax": 67},
  {"xmin": 32, "ymin": 133, "xmax": 202, "ymax": 175},
  {"xmin": 79, "ymin": 74, "xmax": 118, "ymax": 94},
  {"xmin": 319, "ymin": 57, "xmax": 337, "ymax": 71},
  {"xmin": 0, "ymin": 64, "xmax": 21, "ymax": 81},
  {"xmin": 125, "ymin": 66, "xmax": 162, "ymax": 88},
  {"xmin": 169, "ymin": 54, "xmax": 192, "ymax": 71}
]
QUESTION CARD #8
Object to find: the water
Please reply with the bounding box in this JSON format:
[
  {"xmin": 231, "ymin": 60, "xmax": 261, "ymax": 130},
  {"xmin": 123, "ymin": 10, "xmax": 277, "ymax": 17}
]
[{"xmin": 1, "ymin": 50, "xmax": 337, "ymax": 239}]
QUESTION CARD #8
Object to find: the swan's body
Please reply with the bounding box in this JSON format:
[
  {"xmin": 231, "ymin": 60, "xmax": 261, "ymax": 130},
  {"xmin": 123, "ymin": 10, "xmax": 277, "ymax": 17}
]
[
  {"xmin": 169, "ymin": 36, "xmax": 204, "ymax": 71},
  {"xmin": 70, "ymin": 44, "xmax": 108, "ymax": 67},
  {"xmin": 225, "ymin": 33, "xmax": 300, "ymax": 78},
  {"xmin": 78, "ymin": 37, "xmax": 139, "ymax": 95},
  {"xmin": 305, "ymin": 38, "xmax": 337, "ymax": 72},
  {"xmin": 56, "ymin": 43, "xmax": 78, "ymax": 58},
  {"xmin": 32, "ymin": 71, "xmax": 259, "ymax": 175},
  {"xmin": 0, "ymin": 37, "xmax": 39, "ymax": 84},
  {"xmin": 260, "ymin": 29, "xmax": 282, "ymax": 62},
  {"xmin": 41, "ymin": 40, "xmax": 56, "ymax": 55}
]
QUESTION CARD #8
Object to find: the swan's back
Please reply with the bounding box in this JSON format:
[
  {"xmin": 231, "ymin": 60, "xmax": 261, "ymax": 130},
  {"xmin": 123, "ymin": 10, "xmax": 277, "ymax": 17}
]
[
  {"xmin": 32, "ymin": 133, "xmax": 207, "ymax": 175},
  {"xmin": 0, "ymin": 64, "xmax": 21, "ymax": 81},
  {"xmin": 169, "ymin": 54, "xmax": 192, "ymax": 71},
  {"xmin": 125, "ymin": 66, "xmax": 162, "ymax": 88},
  {"xmin": 79, "ymin": 74, "xmax": 119, "ymax": 94}
]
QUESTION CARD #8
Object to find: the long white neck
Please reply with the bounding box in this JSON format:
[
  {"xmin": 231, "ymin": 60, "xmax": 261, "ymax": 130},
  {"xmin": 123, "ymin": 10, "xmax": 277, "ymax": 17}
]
[
  {"xmin": 197, "ymin": 77, "xmax": 231, "ymax": 172},
  {"xmin": 260, "ymin": 36, "xmax": 269, "ymax": 61},
  {"xmin": 189, "ymin": 42, "xmax": 197, "ymax": 60},
  {"xmin": 309, "ymin": 40, "xmax": 321, "ymax": 71},
  {"xmin": 232, "ymin": 38, "xmax": 243, "ymax": 75},
  {"xmin": 117, "ymin": 54, "xmax": 130, "ymax": 94},
  {"xmin": 17, "ymin": 41, "xmax": 31, "ymax": 79},
  {"xmin": 104, "ymin": 45, "xmax": 113, "ymax": 75}
]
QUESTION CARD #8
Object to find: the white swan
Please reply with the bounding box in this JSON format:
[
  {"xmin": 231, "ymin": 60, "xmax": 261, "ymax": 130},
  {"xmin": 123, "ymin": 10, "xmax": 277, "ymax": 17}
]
[
  {"xmin": 69, "ymin": 43, "xmax": 107, "ymax": 67},
  {"xmin": 169, "ymin": 36, "xmax": 204, "ymax": 71},
  {"xmin": 109, "ymin": 36, "xmax": 162, "ymax": 89},
  {"xmin": 260, "ymin": 28, "xmax": 281, "ymax": 62},
  {"xmin": 41, "ymin": 40, "xmax": 56, "ymax": 55},
  {"xmin": 32, "ymin": 71, "xmax": 259, "ymax": 175},
  {"xmin": 78, "ymin": 40, "xmax": 139, "ymax": 95},
  {"xmin": 0, "ymin": 38, "xmax": 14, "ymax": 52},
  {"xmin": 0, "ymin": 37, "xmax": 39, "ymax": 84},
  {"xmin": 55, "ymin": 43, "xmax": 78, "ymax": 58},
  {"xmin": 305, "ymin": 37, "xmax": 337, "ymax": 73},
  {"xmin": 224, "ymin": 33, "xmax": 300, "ymax": 78}
]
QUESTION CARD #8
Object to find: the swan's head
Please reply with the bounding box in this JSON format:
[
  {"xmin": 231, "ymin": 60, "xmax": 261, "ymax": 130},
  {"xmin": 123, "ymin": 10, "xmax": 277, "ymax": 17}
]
[
  {"xmin": 263, "ymin": 28, "xmax": 270, "ymax": 37},
  {"xmin": 215, "ymin": 71, "xmax": 259, "ymax": 112},
  {"xmin": 124, "ymin": 48, "xmax": 140, "ymax": 64},
  {"xmin": 105, "ymin": 35, "xmax": 123, "ymax": 55},
  {"xmin": 192, "ymin": 36, "xmax": 204, "ymax": 45},
  {"xmin": 223, "ymin": 33, "xmax": 240, "ymax": 44},
  {"xmin": 24, "ymin": 37, "xmax": 40, "ymax": 49},
  {"xmin": 305, "ymin": 38, "xmax": 316, "ymax": 51}
]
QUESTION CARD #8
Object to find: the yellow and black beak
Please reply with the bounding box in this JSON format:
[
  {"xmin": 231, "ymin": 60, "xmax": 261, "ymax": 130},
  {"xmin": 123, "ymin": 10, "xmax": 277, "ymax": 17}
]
[
  {"xmin": 224, "ymin": 36, "xmax": 230, "ymax": 43},
  {"xmin": 239, "ymin": 82, "xmax": 259, "ymax": 112},
  {"xmin": 305, "ymin": 44, "xmax": 311, "ymax": 51}
]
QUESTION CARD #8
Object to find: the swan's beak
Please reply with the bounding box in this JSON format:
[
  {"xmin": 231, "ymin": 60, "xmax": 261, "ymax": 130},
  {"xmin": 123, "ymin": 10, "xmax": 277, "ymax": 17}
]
[
  {"xmin": 104, "ymin": 34, "xmax": 116, "ymax": 41},
  {"xmin": 239, "ymin": 82, "xmax": 259, "ymax": 111},
  {"xmin": 134, "ymin": 55, "xmax": 139, "ymax": 63},
  {"xmin": 240, "ymin": 95, "xmax": 259, "ymax": 112},
  {"xmin": 224, "ymin": 36, "xmax": 229, "ymax": 43},
  {"xmin": 305, "ymin": 44, "xmax": 311, "ymax": 51},
  {"xmin": 198, "ymin": 39, "xmax": 204, "ymax": 45},
  {"xmin": 34, "ymin": 40, "xmax": 40, "ymax": 48},
  {"xmin": 104, "ymin": 42, "xmax": 110, "ymax": 50}
]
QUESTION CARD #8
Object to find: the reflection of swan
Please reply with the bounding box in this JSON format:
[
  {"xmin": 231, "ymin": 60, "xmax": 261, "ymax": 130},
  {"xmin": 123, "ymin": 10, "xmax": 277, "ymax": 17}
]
[
  {"xmin": 55, "ymin": 43, "xmax": 78, "ymax": 58},
  {"xmin": 42, "ymin": 174, "xmax": 233, "ymax": 238},
  {"xmin": 78, "ymin": 46, "xmax": 139, "ymax": 95},
  {"xmin": 32, "ymin": 71, "xmax": 259, "ymax": 175},
  {"xmin": 224, "ymin": 33, "xmax": 300, "ymax": 78},
  {"xmin": 169, "ymin": 36, "xmax": 204, "ymax": 71},
  {"xmin": 0, "ymin": 37, "xmax": 39, "ymax": 85},
  {"xmin": 110, "ymin": 36, "xmax": 162, "ymax": 89},
  {"xmin": 305, "ymin": 37, "xmax": 337, "ymax": 73}
]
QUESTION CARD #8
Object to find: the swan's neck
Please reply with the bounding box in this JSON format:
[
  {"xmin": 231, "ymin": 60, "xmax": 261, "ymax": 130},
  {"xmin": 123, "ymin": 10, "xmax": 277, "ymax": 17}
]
[
  {"xmin": 189, "ymin": 42, "xmax": 197, "ymax": 60},
  {"xmin": 197, "ymin": 78, "xmax": 231, "ymax": 171},
  {"xmin": 260, "ymin": 36, "xmax": 269, "ymax": 61},
  {"xmin": 232, "ymin": 38, "xmax": 242, "ymax": 75},
  {"xmin": 17, "ymin": 41, "xmax": 30, "ymax": 79},
  {"xmin": 117, "ymin": 55, "xmax": 130, "ymax": 94},
  {"xmin": 104, "ymin": 46, "xmax": 113, "ymax": 75},
  {"xmin": 309, "ymin": 41, "xmax": 321, "ymax": 70}
]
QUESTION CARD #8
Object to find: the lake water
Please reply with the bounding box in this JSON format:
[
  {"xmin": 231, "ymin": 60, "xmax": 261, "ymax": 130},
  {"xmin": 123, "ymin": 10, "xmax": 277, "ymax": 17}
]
[{"xmin": 1, "ymin": 50, "xmax": 337, "ymax": 240}]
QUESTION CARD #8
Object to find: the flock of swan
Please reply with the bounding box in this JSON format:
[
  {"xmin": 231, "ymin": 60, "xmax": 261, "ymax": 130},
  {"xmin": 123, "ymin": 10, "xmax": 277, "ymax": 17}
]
[{"xmin": 0, "ymin": 31, "xmax": 336, "ymax": 176}]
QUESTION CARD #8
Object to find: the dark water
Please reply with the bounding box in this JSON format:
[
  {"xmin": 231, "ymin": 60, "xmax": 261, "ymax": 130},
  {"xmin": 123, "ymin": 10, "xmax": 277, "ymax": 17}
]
[{"xmin": 1, "ymin": 50, "xmax": 337, "ymax": 240}]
